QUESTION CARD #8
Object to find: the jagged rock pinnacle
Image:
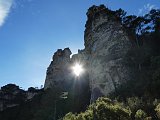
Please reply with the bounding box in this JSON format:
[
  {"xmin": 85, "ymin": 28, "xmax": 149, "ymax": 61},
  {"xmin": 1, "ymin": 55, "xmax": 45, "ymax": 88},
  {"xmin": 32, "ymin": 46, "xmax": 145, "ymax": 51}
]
[{"xmin": 44, "ymin": 5, "xmax": 134, "ymax": 101}]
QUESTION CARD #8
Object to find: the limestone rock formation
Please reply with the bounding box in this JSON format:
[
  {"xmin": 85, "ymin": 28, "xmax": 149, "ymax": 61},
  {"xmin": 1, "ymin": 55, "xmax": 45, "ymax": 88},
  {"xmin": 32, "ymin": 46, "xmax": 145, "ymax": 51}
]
[
  {"xmin": 44, "ymin": 48, "xmax": 73, "ymax": 90},
  {"xmin": 44, "ymin": 5, "xmax": 134, "ymax": 101},
  {"xmin": 0, "ymin": 84, "xmax": 41, "ymax": 111},
  {"xmin": 84, "ymin": 5, "xmax": 133, "ymax": 101}
]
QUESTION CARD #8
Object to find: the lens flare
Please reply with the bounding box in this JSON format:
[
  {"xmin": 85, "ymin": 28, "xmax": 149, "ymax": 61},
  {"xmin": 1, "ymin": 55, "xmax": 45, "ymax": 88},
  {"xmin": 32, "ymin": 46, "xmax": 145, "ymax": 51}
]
[{"xmin": 72, "ymin": 63, "xmax": 83, "ymax": 76}]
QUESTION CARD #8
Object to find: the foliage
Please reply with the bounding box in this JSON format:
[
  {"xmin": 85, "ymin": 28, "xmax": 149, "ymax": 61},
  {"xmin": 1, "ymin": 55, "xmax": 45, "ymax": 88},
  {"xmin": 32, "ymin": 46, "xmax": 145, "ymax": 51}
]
[
  {"xmin": 135, "ymin": 109, "xmax": 147, "ymax": 120},
  {"xmin": 63, "ymin": 97, "xmax": 131, "ymax": 120},
  {"xmin": 63, "ymin": 112, "xmax": 77, "ymax": 120},
  {"xmin": 155, "ymin": 103, "xmax": 160, "ymax": 119},
  {"xmin": 127, "ymin": 97, "xmax": 144, "ymax": 115},
  {"xmin": 64, "ymin": 97, "xmax": 160, "ymax": 120}
]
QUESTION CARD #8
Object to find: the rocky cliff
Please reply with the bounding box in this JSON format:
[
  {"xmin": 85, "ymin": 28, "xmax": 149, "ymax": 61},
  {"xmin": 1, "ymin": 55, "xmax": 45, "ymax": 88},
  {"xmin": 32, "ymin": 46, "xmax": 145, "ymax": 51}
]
[
  {"xmin": 0, "ymin": 84, "xmax": 41, "ymax": 111},
  {"xmin": 84, "ymin": 5, "xmax": 134, "ymax": 101},
  {"xmin": 44, "ymin": 5, "xmax": 134, "ymax": 101},
  {"xmin": 44, "ymin": 48, "xmax": 72, "ymax": 90}
]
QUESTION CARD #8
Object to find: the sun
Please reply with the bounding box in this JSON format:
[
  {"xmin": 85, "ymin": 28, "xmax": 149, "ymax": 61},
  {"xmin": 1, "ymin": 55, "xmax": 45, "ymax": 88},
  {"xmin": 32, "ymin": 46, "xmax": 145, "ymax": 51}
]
[{"xmin": 72, "ymin": 63, "xmax": 83, "ymax": 77}]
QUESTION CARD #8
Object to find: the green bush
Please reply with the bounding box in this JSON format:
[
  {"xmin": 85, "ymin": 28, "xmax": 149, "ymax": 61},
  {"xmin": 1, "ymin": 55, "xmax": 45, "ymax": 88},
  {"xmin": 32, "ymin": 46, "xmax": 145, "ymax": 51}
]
[
  {"xmin": 63, "ymin": 97, "xmax": 131, "ymax": 120},
  {"xmin": 63, "ymin": 112, "xmax": 77, "ymax": 120},
  {"xmin": 127, "ymin": 97, "xmax": 143, "ymax": 112},
  {"xmin": 155, "ymin": 103, "xmax": 160, "ymax": 119},
  {"xmin": 135, "ymin": 109, "xmax": 147, "ymax": 120}
]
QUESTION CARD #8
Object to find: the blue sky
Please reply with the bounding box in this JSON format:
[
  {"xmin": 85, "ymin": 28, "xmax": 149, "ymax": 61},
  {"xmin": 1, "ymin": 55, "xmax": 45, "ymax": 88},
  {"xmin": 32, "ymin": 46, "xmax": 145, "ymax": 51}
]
[{"xmin": 0, "ymin": 0, "xmax": 160, "ymax": 89}]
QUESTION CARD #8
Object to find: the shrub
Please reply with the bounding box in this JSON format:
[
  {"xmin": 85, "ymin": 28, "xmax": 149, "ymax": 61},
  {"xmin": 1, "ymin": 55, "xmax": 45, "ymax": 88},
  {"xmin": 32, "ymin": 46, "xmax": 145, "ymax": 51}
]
[
  {"xmin": 135, "ymin": 109, "xmax": 147, "ymax": 120},
  {"xmin": 155, "ymin": 103, "xmax": 160, "ymax": 119},
  {"xmin": 63, "ymin": 97, "xmax": 131, "ymax": 120},
  {"xmin": 63, "ymin": 112, "xmax": 77, "ymax": 120}
]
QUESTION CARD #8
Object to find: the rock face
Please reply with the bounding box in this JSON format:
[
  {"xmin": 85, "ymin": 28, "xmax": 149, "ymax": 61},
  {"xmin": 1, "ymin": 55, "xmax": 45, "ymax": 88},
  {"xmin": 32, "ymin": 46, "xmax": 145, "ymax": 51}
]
[
  {"xmin": 0, "ymin": 84, "xmax": 41, "ymax": 111},
  {"xmin": 44, "ymin": 5, "xmax": 134, "ymax": 101},
  {"xmin": 44, "ymin": 48, "xmax": 73, "ymax": 90},
  {"xmin": 84, "ymin": 5, "xmax": 132, "ymax": 101}
]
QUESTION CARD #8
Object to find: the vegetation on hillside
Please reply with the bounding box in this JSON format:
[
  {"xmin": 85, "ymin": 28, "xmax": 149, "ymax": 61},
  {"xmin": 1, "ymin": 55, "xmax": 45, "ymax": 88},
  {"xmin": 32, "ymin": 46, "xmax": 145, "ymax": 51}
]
[{"xmin": 63, "ymin": 97, "xmax": 160, "ymax": 120}]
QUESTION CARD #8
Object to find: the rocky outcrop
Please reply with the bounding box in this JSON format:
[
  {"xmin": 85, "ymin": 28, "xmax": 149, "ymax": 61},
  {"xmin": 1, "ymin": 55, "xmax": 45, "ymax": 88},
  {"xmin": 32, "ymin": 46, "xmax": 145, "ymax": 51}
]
[
  {"xmin": 44, "ymin": 48, "xmax": 73, "ymax": 90},
  {"xmin": 84, "ymin": 5, "xmax": 133, "ymax": 101},
  {"xmin": 0, "ymin": 84, "xmax": 41, "ymax": 111},
  {"xmin": 44, "ymin": 5, "xmax": 134, "ymax": 101}
]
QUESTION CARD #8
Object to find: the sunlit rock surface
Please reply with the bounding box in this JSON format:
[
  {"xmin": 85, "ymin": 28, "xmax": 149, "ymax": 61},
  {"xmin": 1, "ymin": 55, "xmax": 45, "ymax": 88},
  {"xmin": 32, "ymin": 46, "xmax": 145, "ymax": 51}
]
[
  {"xmin": 44, "ymin": 48, "xmax": 73, "ymax": 90},
  {"xmin": 44, "ymin": 5, "xmax": 133, "ymax": 101},
  {"xmin": 84, "ymin": 5, "xmax": 132, "ymax": 101}
]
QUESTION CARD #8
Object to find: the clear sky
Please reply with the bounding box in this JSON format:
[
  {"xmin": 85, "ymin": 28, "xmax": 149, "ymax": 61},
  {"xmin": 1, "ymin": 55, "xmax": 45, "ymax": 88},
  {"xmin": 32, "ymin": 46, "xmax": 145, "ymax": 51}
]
[{"xmin": 0, "ymin": 0, "xmax": 160, "ymax": 89}]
